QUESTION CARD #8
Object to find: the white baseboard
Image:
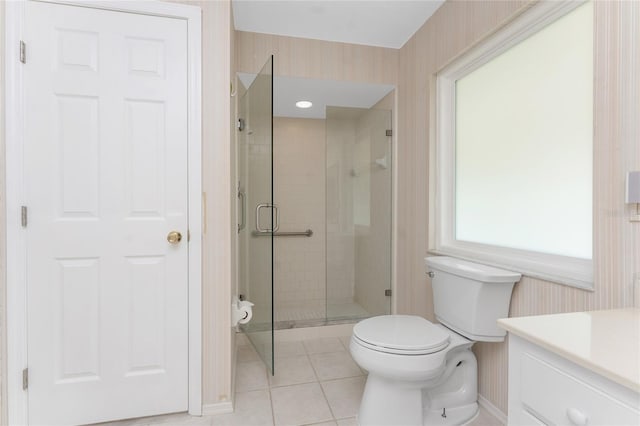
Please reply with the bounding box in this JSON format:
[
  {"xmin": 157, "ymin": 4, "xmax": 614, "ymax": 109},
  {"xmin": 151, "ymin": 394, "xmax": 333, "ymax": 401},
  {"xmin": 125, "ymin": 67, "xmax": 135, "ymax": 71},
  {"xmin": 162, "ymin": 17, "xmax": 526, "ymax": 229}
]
[
  {"xmin": 478, "ymin": 394, "xmax": 507, "ymax": 425},
  {"xmin": 201, "ymin": 401, "xmax": 234, "ymax": 416}
]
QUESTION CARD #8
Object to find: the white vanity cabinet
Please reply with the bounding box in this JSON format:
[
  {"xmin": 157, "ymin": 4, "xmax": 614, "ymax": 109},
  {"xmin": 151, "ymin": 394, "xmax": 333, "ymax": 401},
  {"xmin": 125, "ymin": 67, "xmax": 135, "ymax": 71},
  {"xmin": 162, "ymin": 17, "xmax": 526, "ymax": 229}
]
[
  {"xmin": 507, "ymin": 335, "xmax": 640, "ymax": 426},
  {"xmin": 498, "ymin": 309, "xmax": 640, "ymax": 426}
]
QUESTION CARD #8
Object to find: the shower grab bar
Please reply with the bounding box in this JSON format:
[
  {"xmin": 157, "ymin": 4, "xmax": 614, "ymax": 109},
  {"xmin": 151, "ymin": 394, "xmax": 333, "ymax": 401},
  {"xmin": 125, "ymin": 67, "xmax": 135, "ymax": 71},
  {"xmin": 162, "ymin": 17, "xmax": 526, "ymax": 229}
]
[{"xmin": 251, "ymin": 229, "xmax": 313, "ymax": 237}]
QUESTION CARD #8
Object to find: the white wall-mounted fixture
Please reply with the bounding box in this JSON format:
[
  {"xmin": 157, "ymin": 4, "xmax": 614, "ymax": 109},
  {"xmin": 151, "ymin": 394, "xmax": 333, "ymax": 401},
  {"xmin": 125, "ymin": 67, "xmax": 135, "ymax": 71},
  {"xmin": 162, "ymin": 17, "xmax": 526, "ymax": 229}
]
[
  {"xmin": 295, "ymin": 100, "xmax": 313, "ymax": 108},
  {"xmin": 375, "ymin": 157, "xmax": 388, "ymax": 169},
  {"xmin": 626, "ymin": 171, "xmax": 640, "ymax": 222},
  {"xmin": 231, "ymin": 296, "xmax": 254, "ymax": 327}
]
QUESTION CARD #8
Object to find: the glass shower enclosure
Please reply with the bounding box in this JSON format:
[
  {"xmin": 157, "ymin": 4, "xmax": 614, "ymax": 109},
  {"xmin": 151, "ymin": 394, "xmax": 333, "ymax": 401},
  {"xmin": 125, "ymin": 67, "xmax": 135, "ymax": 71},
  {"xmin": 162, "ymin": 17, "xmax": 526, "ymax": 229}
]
[
  {"xmin": 325, "ymin": 106, "xmax": 393, "ymax": 322},
  {"xmin": 237, "ymin": 69, "xmax": 394, "ymax": 368},
  {"xmin": 237, "ymin": 56, "xmax": 275, "ymax": 373}
]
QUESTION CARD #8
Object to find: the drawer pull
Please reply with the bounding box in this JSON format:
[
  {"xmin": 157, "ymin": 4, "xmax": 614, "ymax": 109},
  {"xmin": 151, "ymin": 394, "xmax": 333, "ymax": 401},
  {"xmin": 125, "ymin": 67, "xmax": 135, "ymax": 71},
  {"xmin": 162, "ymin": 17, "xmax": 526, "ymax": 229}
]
[{"xmin": 567, "ymin": 408, "xmax": 588, "ymax": 425}]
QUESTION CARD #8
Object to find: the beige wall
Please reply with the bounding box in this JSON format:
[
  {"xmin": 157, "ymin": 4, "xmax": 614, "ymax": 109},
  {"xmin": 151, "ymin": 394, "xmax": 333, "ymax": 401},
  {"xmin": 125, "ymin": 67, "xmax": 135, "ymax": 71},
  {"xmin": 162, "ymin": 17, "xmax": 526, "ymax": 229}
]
[
  {"xmin": 398, "ymin": 0, "xmax": 640, "ymax": 414},
  {"xmin": 169, "ymin": 0, "xmax": 235, "ymax": 409},
  {"xmin": 0, "ymin": 2, "xmax": 6, "ymax": 424},
  {"xmin": 194, "ymin": 0, "xmax": 235, "ymax": 408},
  {"xmin": 236, "ymin": 31, "xmax": 398, "ymax": 84}
]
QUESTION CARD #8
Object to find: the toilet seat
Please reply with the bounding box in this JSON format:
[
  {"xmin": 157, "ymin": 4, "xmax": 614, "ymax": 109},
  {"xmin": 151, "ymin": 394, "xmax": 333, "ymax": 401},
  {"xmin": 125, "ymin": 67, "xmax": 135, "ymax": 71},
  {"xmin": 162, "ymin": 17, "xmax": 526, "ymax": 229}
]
[{"xmin": 352, "ymin": 315, "xmax": 450, "ymax": 355}]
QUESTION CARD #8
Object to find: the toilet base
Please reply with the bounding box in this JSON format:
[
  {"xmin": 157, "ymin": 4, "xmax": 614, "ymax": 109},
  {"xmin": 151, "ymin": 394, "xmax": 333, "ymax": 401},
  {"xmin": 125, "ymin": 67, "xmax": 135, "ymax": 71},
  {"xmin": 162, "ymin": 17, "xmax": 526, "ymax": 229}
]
[
  {"xmin": 357, "ymin": 374, "xmax": 425, "ymax": 426},
  {"xmin": 357, "ymin": 398, "xmax": 478, "ymax": 426},
  {"xmin": 355, "ymin": 345, "xmax": 479, "ymax": 426},
  {"xmin": 423, "ymin": 402, "xmax": 478, "ymax": 425}
]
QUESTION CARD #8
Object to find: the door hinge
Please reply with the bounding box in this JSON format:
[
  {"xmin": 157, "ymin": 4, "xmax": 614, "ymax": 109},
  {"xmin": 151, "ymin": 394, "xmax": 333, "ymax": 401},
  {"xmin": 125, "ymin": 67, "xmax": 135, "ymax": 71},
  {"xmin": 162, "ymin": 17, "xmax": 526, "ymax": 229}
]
[
  {"xmin": 237, "ymin": 118, "xmax": 245, "ymax": 132},
  {"xmin": 384, "ymin": 289, "xmax": 392, "ymax": 297},
  {"xmin": 19, "ymin": 41, "xmax": 26, "ymax": 64},
  {"xmin": 22, "ymin": 368, "xmax": 28, "ymax": 390},
  {"xmin": 21, "ymin": 206, "xmax": 28, "ymax": 228},
  {"xmin": 385, "ymin": 129, "xmax": 392, "ymax": 137}
]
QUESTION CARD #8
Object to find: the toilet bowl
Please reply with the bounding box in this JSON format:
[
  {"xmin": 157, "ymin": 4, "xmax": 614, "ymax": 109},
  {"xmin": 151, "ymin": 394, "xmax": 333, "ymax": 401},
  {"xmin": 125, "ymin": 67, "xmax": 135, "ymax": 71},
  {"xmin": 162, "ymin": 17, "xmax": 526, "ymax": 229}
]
[
  {"xmin": 350, "ymin": 316, "xmax": 477, "ymax": 426},
  {"xmin": 350, "ymin": 256, "xmax": 521, "ymax": 426}
]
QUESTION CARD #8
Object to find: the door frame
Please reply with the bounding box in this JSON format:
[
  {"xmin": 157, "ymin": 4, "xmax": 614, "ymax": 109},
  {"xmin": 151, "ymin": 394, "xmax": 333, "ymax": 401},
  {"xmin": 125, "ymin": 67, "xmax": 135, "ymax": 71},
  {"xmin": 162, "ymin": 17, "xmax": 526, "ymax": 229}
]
[{"xmin": 4, "ymin": 0, "xmax": 203, "ymax": 423}]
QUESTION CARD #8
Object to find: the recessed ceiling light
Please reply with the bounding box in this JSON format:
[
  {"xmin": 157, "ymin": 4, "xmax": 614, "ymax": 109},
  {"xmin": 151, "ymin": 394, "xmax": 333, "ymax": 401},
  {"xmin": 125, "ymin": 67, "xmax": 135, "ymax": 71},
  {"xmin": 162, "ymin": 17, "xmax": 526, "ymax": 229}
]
[{"xmin": 296, "ymin": 100, "xmax": 313, "ymax": 109}]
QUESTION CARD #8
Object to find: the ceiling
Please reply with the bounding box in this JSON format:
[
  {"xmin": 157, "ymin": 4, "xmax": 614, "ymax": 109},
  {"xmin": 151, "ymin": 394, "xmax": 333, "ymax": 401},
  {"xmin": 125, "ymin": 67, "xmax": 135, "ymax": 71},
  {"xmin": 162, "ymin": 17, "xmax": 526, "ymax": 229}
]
[
  {"xmin": 238, "ymin": 73, "xmax": 394, "ymax": 119},
  {"xmin": 232, "ymin": 1, "xmax": 445, "ymax": 49}
]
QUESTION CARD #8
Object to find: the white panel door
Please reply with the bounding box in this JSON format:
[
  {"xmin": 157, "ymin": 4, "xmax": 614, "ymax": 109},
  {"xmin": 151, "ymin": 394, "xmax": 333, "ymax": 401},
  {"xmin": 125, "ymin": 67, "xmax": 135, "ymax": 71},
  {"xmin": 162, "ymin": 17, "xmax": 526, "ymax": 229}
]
[{"xmin": 23, "ymin": 2, "xmax": 189, "ymax": 425}]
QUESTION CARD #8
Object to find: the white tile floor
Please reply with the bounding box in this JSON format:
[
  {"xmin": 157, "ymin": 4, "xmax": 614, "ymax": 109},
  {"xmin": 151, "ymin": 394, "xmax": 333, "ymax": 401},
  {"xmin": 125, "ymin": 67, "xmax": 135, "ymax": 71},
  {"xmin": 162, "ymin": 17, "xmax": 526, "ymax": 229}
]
[
  {"xmin": 98, "ymin": 333, "xmax": 504, "ymax": 426},
  {"xmin": 232, "ymin": 336, "xmax": 366, "ymax": 425}
]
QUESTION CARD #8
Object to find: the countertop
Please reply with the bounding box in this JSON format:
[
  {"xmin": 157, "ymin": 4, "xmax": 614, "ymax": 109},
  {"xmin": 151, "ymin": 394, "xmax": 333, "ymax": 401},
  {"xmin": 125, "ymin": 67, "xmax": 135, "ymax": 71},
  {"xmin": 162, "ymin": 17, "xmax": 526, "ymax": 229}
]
[{"xmin": 497, "ymin": 308, "xmax": 640, "ymax": 393}]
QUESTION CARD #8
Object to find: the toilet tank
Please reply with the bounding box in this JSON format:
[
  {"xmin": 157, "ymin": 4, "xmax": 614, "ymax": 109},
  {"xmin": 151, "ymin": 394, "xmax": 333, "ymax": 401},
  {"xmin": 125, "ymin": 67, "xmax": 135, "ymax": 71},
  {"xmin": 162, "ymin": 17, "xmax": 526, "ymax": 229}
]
[{"xmin": 425, "ymin": 256, "xmax": 521, "ymax": 342}]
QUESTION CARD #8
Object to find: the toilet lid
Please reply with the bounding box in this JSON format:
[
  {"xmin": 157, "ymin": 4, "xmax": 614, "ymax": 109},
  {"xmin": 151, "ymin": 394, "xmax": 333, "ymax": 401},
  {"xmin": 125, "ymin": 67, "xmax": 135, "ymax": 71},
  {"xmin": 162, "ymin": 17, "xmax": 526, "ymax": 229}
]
[{"xmin": 353, "ymin": 315, "xmax": 450, "ymax": 355}]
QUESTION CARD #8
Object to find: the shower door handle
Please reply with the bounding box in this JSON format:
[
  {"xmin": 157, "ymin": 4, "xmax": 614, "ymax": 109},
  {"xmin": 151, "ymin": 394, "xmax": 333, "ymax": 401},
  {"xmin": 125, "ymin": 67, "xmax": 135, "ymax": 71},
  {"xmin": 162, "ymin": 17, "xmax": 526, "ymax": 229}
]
[
  {"xmin": 255, "ymin": 203, "xmax": 280, "ymax": 233},
  {"xmin": 238, "ymin": 188, "xmax": 246, "ymax": 233}
]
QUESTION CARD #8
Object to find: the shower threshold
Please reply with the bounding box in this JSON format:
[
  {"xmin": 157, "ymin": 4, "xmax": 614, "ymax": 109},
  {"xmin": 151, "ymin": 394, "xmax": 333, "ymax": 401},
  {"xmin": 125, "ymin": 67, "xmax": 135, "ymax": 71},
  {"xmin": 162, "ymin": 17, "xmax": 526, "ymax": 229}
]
[{"xmin": 273, "ymin": 315, "xmax": 370, "ymax": 330}]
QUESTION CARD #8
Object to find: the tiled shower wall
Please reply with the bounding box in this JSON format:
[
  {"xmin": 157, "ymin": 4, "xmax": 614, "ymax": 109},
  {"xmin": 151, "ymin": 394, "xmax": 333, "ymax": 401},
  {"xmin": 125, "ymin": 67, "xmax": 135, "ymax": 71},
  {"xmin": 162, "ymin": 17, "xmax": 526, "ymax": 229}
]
[
  {"xmin": 273, "ymin": 111, "xmax": 393, "ymax": 317},
  {"xmin": 325, "ymin": 114, "xmax": 357, "ymax": 305},
  {"xmin": 273, "ymin": 118, "xmax": 327, "ymax": 315}
]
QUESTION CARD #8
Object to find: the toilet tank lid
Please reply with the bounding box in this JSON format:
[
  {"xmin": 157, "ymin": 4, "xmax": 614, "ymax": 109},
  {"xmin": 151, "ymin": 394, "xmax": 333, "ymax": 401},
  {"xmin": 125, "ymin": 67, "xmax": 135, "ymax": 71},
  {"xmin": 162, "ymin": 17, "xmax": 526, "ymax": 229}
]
[{"xmin": 425, "ymin": 256, "xmax": 521, "ymax": 283}]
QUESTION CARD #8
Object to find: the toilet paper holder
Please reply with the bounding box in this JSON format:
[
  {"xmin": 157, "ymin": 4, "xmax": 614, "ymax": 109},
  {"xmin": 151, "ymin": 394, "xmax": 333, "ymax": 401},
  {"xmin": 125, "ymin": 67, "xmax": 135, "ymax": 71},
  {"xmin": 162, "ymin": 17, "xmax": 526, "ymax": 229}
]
[{"xmin": 231, "ymin": 296, "xmax": 254, "ymax": 327}]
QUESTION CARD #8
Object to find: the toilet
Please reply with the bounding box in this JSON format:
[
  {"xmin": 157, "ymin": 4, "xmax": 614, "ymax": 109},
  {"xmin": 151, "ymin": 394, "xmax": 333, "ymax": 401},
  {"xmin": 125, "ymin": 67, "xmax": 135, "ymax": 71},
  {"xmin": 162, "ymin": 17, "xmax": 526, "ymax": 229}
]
[{"xmin": 350, "ymin": 256, "xmax": 521, "ymax": 426}]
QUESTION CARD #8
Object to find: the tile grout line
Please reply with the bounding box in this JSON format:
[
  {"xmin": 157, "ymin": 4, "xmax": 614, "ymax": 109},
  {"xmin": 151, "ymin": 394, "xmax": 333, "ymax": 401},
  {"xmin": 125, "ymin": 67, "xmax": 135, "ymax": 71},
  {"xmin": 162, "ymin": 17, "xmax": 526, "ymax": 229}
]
[
  {"xmin": 305, "ymin": 351, "xmax": 337, "ymax": 424},
  {"xmin": 267, "ymin": 384, "xmax": 277, "ymax": 426},
  {"xmin": 317, "ymin": 381, "xmax": 338, "ymax": 424}
]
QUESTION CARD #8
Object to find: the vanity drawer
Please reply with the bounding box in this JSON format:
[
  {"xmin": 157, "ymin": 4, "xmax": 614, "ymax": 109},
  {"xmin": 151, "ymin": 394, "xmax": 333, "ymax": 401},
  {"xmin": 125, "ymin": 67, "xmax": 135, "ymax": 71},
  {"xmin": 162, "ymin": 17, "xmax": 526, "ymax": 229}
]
[{"xmin": 521, "ymin": 353, "xmax": 640, "ymax": 425}]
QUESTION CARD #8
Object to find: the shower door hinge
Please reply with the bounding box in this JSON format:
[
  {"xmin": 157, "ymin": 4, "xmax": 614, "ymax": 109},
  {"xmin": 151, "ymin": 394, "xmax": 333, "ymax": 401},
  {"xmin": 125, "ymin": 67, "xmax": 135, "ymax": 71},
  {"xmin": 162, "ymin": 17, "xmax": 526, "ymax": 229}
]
[
  {"xmin": 385, "ymin": 129, "xmax": 392, "ymax": 137},
  {"xmin": 21, "ymin": 206, "xmax": 28, "ymax": 228},
  {"xmin": 22, "ymin": 368, "xmax": 28, "ymax": 390},
  {"xmin": 237, "ymin": 118, "xmax": 245, "ymax": 132},
  {"xmin": 19, "ymin": 41, "xmax": 26, "ymax": 64},
  {"xmin": 384, "ymin": 289, "xmax": 392, "ymax": 297}
]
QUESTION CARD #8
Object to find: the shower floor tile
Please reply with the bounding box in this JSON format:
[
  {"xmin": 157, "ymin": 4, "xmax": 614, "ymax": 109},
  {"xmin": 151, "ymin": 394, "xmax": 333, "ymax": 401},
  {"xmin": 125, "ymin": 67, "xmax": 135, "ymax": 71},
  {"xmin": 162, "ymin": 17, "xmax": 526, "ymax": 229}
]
[{"xmin": 274, "ymin": 301, "xmax": 325, "ymax": 322}]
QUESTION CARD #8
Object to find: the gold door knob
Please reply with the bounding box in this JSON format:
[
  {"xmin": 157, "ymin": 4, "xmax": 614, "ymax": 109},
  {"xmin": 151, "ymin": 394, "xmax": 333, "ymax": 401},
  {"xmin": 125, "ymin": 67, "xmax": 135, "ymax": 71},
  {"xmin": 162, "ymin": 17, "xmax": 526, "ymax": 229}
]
[{"xmin": 167, "ymin": 231, "xmax": 182, "ymax": 244}]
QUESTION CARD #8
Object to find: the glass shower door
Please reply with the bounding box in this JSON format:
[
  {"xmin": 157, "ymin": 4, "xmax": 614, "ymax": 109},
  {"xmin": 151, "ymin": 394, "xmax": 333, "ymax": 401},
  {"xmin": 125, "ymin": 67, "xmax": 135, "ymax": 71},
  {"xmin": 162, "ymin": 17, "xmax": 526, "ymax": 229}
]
[
  {"xmin": 325, "ymin": 106, "xmax": 393, "ymax": 321},
  {"xmin": 237, "ymin": 56, "xmax": 274, "ymax": 373}
]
